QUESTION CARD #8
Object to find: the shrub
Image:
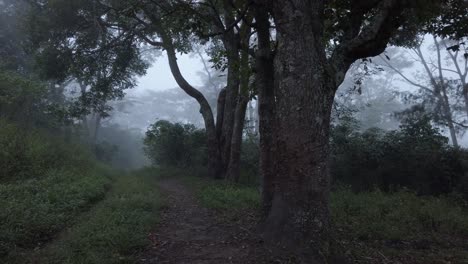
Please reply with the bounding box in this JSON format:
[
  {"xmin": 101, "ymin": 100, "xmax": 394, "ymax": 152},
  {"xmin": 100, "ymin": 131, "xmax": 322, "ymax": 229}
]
[
  {"xmin": 0, "ymin": 71, "xmax": 48, "ymax": 124},
  {"xmin": 0, "ymin": 119, "xmax": 95, "ymax": 182},
  {"xmin": 330, "ymin": 115, "xmax": 468, "ymax": 196},
  {"xmin": 143, "ymin": 120, "xmax": 207, "ymax": 168}
]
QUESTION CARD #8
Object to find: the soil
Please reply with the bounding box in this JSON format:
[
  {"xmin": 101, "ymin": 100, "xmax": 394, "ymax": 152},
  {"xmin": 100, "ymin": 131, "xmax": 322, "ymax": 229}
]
[{"xmin": 138, "ymin": 178, "xmax": 286, "ymax": 264}]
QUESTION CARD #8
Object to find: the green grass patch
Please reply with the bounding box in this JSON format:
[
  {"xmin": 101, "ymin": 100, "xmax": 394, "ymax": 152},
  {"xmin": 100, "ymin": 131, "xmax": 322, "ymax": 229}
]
[
  {"xmin": 33, "ymin": 172, "xmax": 160, "ymax": 264},
  {"xmin": 196, "ymin": 183, "xmax": 260, "ymax": 211},
  {"xmin": 150, "ymin": 166, "xmax": 259, "ymax": 212},
  {"xmin": 0, "ymin": 167, "xmax": 112, "ymax": 259},
  {"xmin": 331, "ymin": 187, "xmax": 468, "ymax": 241}
]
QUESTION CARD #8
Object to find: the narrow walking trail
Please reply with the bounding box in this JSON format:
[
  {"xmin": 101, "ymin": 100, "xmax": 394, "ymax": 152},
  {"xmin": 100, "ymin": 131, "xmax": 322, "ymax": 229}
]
[{"xmin": 139, "ymin": 178, "xmax": 275, "ymax": 264}]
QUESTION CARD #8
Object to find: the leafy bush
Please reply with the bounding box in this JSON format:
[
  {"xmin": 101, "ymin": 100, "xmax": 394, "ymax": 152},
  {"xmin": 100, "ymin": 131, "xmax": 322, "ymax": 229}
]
[
  {"xmin": 0, "ymin": 119, "xmax": 95, "ymax": 182},
  {"xmin": 143, "ymin": 120, "xmax": 207, "ymax": 168},
  {"xmin": 0, "ymin": 71, "xmax": 48, "ymax": 124},
  {"xmin": 330, "ymin": 115, "xmax": 468, "ymax": 196}
]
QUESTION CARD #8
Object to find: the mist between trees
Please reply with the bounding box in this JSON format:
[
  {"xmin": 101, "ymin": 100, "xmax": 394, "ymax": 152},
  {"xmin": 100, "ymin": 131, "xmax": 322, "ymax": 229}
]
[{"xmin": 1, "ymin": 0, "xmax": 468, "ymax": 263}]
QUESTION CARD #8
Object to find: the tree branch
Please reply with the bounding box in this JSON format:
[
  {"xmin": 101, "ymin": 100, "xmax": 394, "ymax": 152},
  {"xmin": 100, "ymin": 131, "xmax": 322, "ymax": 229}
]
[{"xmin": 330, "ymin": 0, "xmax": 408, "ymax": 85}]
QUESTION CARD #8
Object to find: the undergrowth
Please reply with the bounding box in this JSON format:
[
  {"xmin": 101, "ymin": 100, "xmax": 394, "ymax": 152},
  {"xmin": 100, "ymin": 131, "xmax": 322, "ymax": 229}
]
[
  {"xmin": 162, "ymin": 167, "xmax": 468, "ymax": 263},
  {"xmin": 33, "ymin": 172, "xmax": 160, "ymax": 264}
]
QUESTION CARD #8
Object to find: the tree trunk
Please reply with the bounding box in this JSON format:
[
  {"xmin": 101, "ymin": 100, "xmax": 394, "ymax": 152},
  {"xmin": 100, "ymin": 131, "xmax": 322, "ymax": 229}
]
[
  {"xmin": 464, "ymin": 84, "xmax": 468, "ymax": 118},
  {"xmin": 218, "ymin": 0, "xmax": 243, "ymax": 177},
  {"xmin": 254, "ymin": 3, "xmax": 277, "ymax": 217},
  {"xmin": 225, "ymin": 20, "xmax": 252, "ymax": 182},
  {"xmin": 440, "ymin": 85, "xmax": 459, "ymax": 147},
  {"xmin": 158, "ymin": 26, "xmax": 222, "ymax": 178},
  {"xmin": 219, "ymin": 39, "xmax": 240, "ymax": 176},
  {"xmin": 226, "ymin": 95, "xmax": 249, "ymax": 182},
  {"xmin": 93, "ymin": 114, "xmax": 101, "ymax": 144},
  {"xmin": 262, "ymin": 1, "xmax": 335, "ymax": 260}
]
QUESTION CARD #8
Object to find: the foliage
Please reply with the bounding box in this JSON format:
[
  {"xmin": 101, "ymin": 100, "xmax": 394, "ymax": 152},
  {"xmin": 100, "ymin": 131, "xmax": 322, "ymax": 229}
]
[
  {"xmin": 144, "ymin": 120, "xmax": 207, "ymax": 168},
  {"xmin": 0, "ymin": 0, "xmax": 32, "ymax": 73},
  {"xmin": 0, "ymin": 165, "xmax": 111, "ymax": 259},
  {"xmin": 239, "ymin": 134, "xmax": 260, "ymax": 185},
  {"xmin": 0, "ymin": 119, "xmax": 95, "ymax": 181},
  {"xmin": 25, "ymin": 0, "xmax": 149, "ymax": 119},
  {"xmin": 0, "ymin": 71, "xmax": 46, "ymax": 123},
  {"xmin": 330, "ymin": 115, "xmax": 468, "ymax": 196},
  {"xmin": 33, "ymin": 172, "xmax": 160, "ymax": 264}
]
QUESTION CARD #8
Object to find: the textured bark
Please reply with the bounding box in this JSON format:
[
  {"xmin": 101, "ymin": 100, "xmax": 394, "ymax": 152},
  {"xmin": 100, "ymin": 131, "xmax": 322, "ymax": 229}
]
[
  {"xmin": 264, "ymin": 1, "xmax": 335, "ymax": 260},
  {"xmin": 434, "ymin": 38, "xmax": 459, "ymax": 147},
  {"xmin": 219, "ymin": 40, "xmax": 240, "ymax": 176},
  {"xmin": 226, "ymin": 95, "xmax": 249, "ymax": 182},
  {"xmin": 216, "ymin": 88, "xmax": 227, "ymax": 140},
  {"xmin": 225, "ymin": 17, "xmax": 253, "ymax": 182},
  {"xmin": 252, "ymin": 0, "xmax": 415, "ymax": 261},
  {"xmin": 254, "ymin": 3, "xmax": 277, "ymax": 217},
  {"xmin": 464, "ymin": 86, "xmax": 468, "ymax": 118},
  {"xmin": 218, "ymin": 0, "xmax": 242, "ymax": 177}
]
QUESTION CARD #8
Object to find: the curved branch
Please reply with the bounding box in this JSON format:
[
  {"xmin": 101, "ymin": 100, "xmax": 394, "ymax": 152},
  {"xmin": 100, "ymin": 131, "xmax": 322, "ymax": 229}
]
[{"xmin": 330, "ymin": 0, "xmax": 408, "ymax": 84}]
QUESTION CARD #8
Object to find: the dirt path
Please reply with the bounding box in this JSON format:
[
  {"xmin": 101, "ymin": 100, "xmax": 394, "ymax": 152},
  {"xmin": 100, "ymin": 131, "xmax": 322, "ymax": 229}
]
[{"xmin": 139, "ymin": 178, "xmax": 274, "ymax": 264}]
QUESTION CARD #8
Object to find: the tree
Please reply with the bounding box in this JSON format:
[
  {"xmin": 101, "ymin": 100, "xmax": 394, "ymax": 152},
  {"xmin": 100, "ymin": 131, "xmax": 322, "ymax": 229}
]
[
  {"xmin": 25, "ymin": 0, "xmax": 149, "ymax": 143},
  {"xmin": 252, "ymin": 0, "xmax": 464, "ymax": 260},
  {"xmin": 381, "ymin": 36, "xmax": 467, "ymax": 147}
]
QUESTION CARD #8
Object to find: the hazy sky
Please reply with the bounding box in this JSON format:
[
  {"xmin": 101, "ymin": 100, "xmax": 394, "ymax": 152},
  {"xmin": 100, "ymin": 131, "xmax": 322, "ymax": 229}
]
[{"xmin": 130, "ymin": 52, "xmax": 204, "ymax": 96}]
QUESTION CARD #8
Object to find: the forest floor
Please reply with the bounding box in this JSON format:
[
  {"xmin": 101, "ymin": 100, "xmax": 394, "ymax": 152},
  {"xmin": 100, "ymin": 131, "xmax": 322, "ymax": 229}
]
[
  {"xmin": 138, "ymin": 177, "xmax": 282, "ymax": 264},
  {"xmin": 138, "ymin": 171, "xmax": 468, "ymax": 264},
  {"xmin": 3, "ymin": 168, "xmax": 467, "ymax": 264}
]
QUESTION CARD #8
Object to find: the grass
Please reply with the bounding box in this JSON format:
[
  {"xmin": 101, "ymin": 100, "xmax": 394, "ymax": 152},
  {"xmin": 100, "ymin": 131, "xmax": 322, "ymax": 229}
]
[
  {"xmin": 172, "ymin": 168, "xmax": 260, "ymax": 212},
  {"xmin": 196, "ymin": 183, "xmax": 260, "ymax": 211},
  {"xmin": 331, "ymin": 187, "xmax": 468, "ymax": 241},
  {"xmin": 0, "ymin": 167, "xmax": 112, "ymax": 259},
  {"xmin": 0, "ymin": 120, "xmax": 161, "ymax": 264},
  {"xmin": 20, "ymin": 171, "xmax": 161, "ymax": 264}
]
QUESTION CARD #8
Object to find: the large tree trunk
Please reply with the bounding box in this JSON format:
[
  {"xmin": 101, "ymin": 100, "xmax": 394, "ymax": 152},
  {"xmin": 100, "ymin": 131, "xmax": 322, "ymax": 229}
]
[
  {"xmin": 225, "ymin": 21, "xmax": 252, "ymax": 182},
  {"xmin": 254, "ymin": 3, "xmax": 278, "ymax": 217},
  {"xmin": 262, "ymin": 1, "xmax": 335, "ymax": 260},
  {"xmin": 219, "ymin": 37, "xmax": 240, "ymax": 177}
]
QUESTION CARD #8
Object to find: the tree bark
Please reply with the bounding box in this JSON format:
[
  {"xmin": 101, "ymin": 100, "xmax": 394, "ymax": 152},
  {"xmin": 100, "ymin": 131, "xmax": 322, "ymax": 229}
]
[
  {"xmin": 225, "ymin": 15, "xmax": 253, "ymax": 182},
  {"xmin": 262, "ymin": 1, "xmax": 335, "ymax": 260},
  {"xmin": 219, "ymin": 35, "xmax": 240, "ymax": 176},
  {"xmin": 254, "ymin": 2, "xmax": 277, "ymax": 218},
  {"xmin": 226, "ymin": 95, "xmax": 249, "ymax": 182}
]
